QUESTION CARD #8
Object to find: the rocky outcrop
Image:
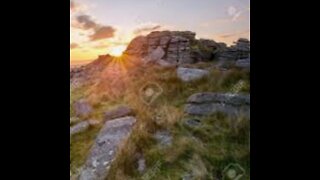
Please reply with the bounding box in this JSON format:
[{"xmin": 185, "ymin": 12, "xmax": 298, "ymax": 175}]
[
  {"xmin": 124, "ymin": 31, "xmax": 222, "ymax": 65},
  {"xmin": 124, "ymin": 31, "xmax": 250, "ymax": 67},
  {"xmin": 79, "ymin": 116, "xmax": 136, "ymax": 180},
  {"xmin": 217, "ymin": 38, "xmax": 250, "ymax": 61},
  {"xmin": 70, "ymin": 55, "xmax": 112, "ymax": 89},
  {"xmin": 185, "ymin": 93, "xmax": 250, "ymax": 118},
  {"xmin": 177, "ymin": 67, "xmax": 209, "ymax": 82},
  {"xmin": 216, "ymin": 38, "xmax": 250, "ymax": 70}
]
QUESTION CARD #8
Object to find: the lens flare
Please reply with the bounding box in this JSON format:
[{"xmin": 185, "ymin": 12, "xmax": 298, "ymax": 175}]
[{"xmin": 109, "ymin": 46, "xmax": 126, "ymax": 57}]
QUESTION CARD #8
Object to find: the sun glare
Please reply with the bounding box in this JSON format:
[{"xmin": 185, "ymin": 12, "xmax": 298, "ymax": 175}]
[{"xmin": 109, "ymin": 46, "xmax": 126, "ymax": 57}]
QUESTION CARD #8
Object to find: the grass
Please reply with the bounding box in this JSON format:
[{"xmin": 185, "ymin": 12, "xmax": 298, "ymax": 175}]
[{"xmin": 70, "ymin": 59, "xmax": 250, "ymax": 179}]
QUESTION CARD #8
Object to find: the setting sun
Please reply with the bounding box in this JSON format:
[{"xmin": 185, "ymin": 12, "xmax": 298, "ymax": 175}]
[{"xmin": 109, "ymin": 45, "xmax": 126, "ymax": 57}]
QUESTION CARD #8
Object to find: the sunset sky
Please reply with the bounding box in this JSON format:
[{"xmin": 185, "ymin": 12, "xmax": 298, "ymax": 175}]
[{"xmin": 70, "ymin": 0, "xmax": 250, "ymax": 62}]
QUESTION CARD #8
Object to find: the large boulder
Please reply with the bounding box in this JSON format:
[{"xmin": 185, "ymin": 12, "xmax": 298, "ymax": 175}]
[
  {"xmin": 177, "ymin": 67, "xmax": 209, "ymax": 82},
  {"xmin": 185, "ymin": 93, "xmax": 250, "ymax": 118},
  {"xmin": 79, "ymin": 116, "xmax": 136, "ymax": 180}
]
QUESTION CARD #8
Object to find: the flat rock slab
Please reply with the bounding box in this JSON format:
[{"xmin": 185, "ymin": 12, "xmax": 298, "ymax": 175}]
[
  {"xmin": 104, "ymin": 106, "xmax": 134, "ymax": 121},
  {"xmin": 79, "ymin": 116, "xmax": 136, "ymax": 180},
  {"xmin": 185, "ymin": 93, "xmax": 250, "ymax": 118},
  {"xmin": 177, "ymin": 67, "xmax": 209, "ymax": 82},
  {"xmin": 70, "ymin": 121, "xmax": 90, "ymax": 136}
]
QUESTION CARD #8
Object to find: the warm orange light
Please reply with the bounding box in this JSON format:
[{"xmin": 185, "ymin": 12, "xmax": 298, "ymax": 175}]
[{"xmin": 109, "ymin": 45, "xmax": 126, "ymax": 57}]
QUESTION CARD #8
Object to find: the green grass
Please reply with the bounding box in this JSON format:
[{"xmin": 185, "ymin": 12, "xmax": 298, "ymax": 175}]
[
  {"xmin": 70, "ymin": 125, "xmax": 102, "ymax": 174},
  {"xmin": 70, "ymin": 61, "xmax": 250, "ymax": 179}
]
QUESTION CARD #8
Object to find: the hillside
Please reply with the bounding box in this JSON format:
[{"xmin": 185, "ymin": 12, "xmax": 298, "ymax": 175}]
[{"xmin": 70, "ymin": 31, "xmax": 250, "ymax": 180}]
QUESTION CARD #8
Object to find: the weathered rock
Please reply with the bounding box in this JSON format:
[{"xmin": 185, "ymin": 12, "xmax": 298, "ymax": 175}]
[
  {"xmin": 156, "ymin": 59, "xmax": 177, "ymax": 67},
  {"xmin": 124, "ymin": 31, "xmax": 250, "ymax": 66},
  {"xmin": 79, "ymin": 116, "xmax": 136, "ymax": 180},
  {"xmin": 146, "ymin": 46, "xmax": 166, "ymax": 63},
  {"xmin": 216, "ymin": 46, "xmax": 239, "ymax": 62},
  {"xmin": 137, "ymin": 157, "xmax": 146, "ymax": 173},
  {"xmin": 104, "ymin": 106, "xmax": 134, "ymax": 121},
  {"xmin": 187, "ymin": 92, "xmax": 250, "ymax": 105},
  {"xmin": 124, "ymin": 31, "xmax": 201, "ymax": 65},
  {"xmin": 177, "ymin": 67, "xmax": 209, "ymax": 82},
  {"xmin": 216, "ymin": 59, "xmax": 236, "ymax": 70},
  {"xmin": 154, "ymin": 130, "xmax": 172, "ymax": 147},
  {"xmin": 184, "ymin": 118, "xmax": 201, "ymax": 127},
  {"xmin": 124, "ymin": 36, "xmax": 148, "ymax": 57},
  {"xmin": 215, "ymin": 38, "xmax": 250, "ymax": 68},
  {"xmin": 73, "ymin": 99, "xmax": 92, "ymax": 117},
  {"xmin": 70, "ymin": 56, "xmax": 112, "ymax": 88},
  {"xmin": 235, "ymin": 58, "xmax": 250, "ymax": 69},
  {"xmin": 185, "ymin": 93, "xmax": 250, "ymax": 118},
  {"xmin": 70, "ymin": 121, "xmax": 90, "ymax": 136}
]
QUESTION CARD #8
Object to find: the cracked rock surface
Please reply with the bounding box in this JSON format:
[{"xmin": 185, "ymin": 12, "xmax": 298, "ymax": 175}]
[{"xmin": 79, "ymin": 116, "xmax": 136, "ymax": 180}]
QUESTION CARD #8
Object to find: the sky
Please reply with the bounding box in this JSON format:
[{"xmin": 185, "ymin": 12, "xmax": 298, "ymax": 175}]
[{"xmin": 70, "ymin": 0, "xmax": 250, "ymax": 62}]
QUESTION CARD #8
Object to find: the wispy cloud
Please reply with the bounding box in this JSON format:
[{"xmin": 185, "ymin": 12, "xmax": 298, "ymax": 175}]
[
  {"xmin": 219, "ymin": 29, "xmax": 249, "ymax": 38},
  {"xmin": 133, "ymin": 23, "xmax": 162, "ymax": 35},
  {"xmin": 227, "ymin": 5, "xmax": 249, "ymax": 22}
]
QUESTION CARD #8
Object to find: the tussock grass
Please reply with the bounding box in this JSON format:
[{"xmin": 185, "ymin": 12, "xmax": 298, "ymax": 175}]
[{"xmin": 70, "ymin": 60, "xmax": 250, "ymax": 179}]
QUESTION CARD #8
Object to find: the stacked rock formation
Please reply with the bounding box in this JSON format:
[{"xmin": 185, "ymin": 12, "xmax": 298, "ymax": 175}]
[
  {"xmin": 124, "ymin": 31, "xmax": 250, "ymax": 67},
  {"xmin": 124, "ymin": 31, "xmax": 222, "ymax": 65}
]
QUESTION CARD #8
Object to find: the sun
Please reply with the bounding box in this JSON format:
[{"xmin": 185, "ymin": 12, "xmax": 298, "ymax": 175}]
[{"xmin": 109, "ymin": 45, "xmax": 126, "ymax": 57}]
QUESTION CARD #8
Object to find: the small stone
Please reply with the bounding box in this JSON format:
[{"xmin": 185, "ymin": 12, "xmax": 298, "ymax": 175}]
[
  {"xmin": 184, "ymin": 118, "xmax": 201, "ymax": 127},
  {"xmin": 177, "ymin": 67, "xmax": 209, "ymax": 82},
  {"xmin": 154, "ymin": 130, "xmax": 172, "ymax": 147},
  {"xmin": 73, "ymin": 99, "xmax": 92, "ymax": 117},
  {"xmin": 138, "ymin": 157, "xmax": 146, "ymax": 173},
  {"xmin": 70, "ymin": 121, "xmax": 90, "ymax": 136}
]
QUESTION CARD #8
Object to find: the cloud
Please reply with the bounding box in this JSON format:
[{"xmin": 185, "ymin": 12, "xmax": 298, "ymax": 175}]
[
  {"xmin": 75, "ymin": 15, "xmax": 98, "ymax": 30},
  {"xmin": 227, "ymin": 5, "xmax": 249, "ymax": 22},
  {"xmin": 219, "ymin": 30, "xmax": 250, "ymax": 39},
  {"xmin": 70, "ymin": 43, "xmax": 79, "ymax": 49},
  {"xmin": 90, "ymin": 26, "xmax": 116, "ymax": 41},
  {"xmin": 72, "ymin": 14, "xmax": 116, "ymax": 41},
  {"xmin": 133, "ymin": 23, "xmax": 162, "ymax": 35}
]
